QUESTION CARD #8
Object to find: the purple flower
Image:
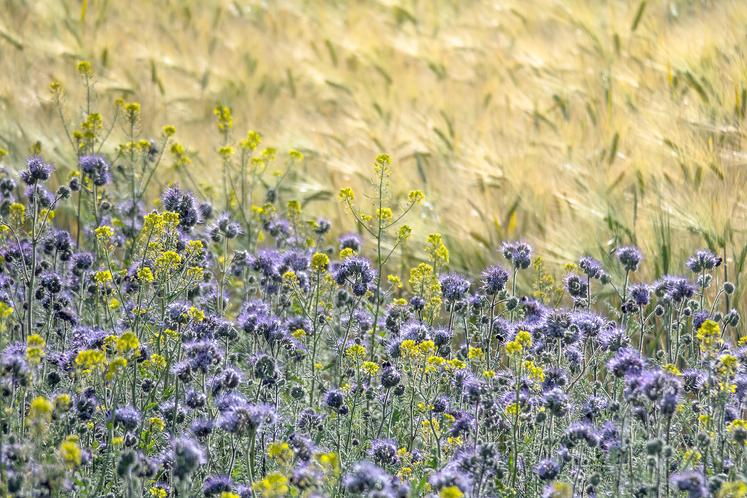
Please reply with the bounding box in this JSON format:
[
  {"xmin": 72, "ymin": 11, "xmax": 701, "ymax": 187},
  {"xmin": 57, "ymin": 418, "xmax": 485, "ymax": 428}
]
[
  {"xmin": 671, "ymin": 471, "xmax": 708, "ymax": 498},
  {"xmin": 564, "ymin": 272, "xmax": 588, "ymax": 299},
  {"xmin": 79, "ymin": 155, "xmax": 111, "ymax": 186},
  {"xmin": 162, "ymin": 186, "xmax": 200, "ymax": 230},
  {"xmin": 202, "ymin": 475, "xmax": 233, "ymax": 496},
  {"xmin": 481, "ymin": 265, "xmax": 509, "ymax": 295},
  {"xmin": 113, "ymin": 406, "xmax": 141, "ymax": 431},
  {"xmin": 171, "ymin": 437, "xmax": 206, "ymax": 479},
  {"xmin": 20, "ymin": 156, "xmax": 53, "ymax": 185},
  {"xmin": 607, "ymin": 348, "xmax": 644, "ymax": 378},
  {"xmin": 533, "ymin": 459, "xmax": 561, "ymax": 481},
  {"xmin": 615, "ymin": 246, "xmax": 642, "ymax": 272},
  {"xmin": 686, "ymin": 249, "xmax": 722, "ymax": 273},
  {"xmin": 339, "ymin": 233, "xmax": 362, "ymax": 252},
  {"xmin": 564, "ymin": 422, "xmax": 599, "ymax": 448},
  {"xmin": 440, "ymin": 273, "xmax": 470, "ymax": 302},
  {"xmin": 334, "ymin": 256, "xmax": 375, "ymax": 296},
  {"xmin": 629, "ymin": 283, "xmax": 650, "ymax": 307},
  {"xmin": 343, "ymin": 461, "xmax": 391, "ymax": 494},
  {"xmin": 369, "ymin": 438, "xmax": 398, "ymax": 465},
  {"xmin": 501, "ymin": 241, "xmax": 532, "ymax": 269},
  {"xmin": 578, "ymin": 256, "xmax": 607, "ymax": 281}
]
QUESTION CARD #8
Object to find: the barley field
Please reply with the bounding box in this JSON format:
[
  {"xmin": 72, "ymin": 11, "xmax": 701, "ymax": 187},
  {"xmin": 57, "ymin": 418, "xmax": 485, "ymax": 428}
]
[{"xmin": 3, "ymin": 0, "xmax": 745, "ymax": 277}]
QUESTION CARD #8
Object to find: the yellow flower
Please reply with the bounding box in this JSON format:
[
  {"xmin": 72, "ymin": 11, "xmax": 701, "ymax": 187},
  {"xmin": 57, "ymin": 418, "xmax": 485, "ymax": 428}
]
[
  {"xmin": 418, "ymin": 340, "xmax": 436, "ymax": 356},
  {"xmin": 9, "ymin": 202, "xmax": 25, "ymax": 220},
  {"xmin": 106, "ymin": 356, "xmax": 128, "ymax": 381},
  {"xmin": 94, "ymin": 270, "xmax": 113, "ymax": 286},
  {"xmin": 375, "ymin": 153, "xmax": 392, "ymax": 167},
  {"xmin": 148, "ymin": 417, "xmax": 166, "ymax": 432},
  {"xmin": 75, "ymin": 349, "xmax": 107, "ymax": 372},
  {"xmin": 218, "ymin": 145, "xmax": 235, "ymax": 157},
  {"xmin": 317, "ymin": 452, "xmax": 340, "ymax": 474},
  {"xmin": 149, "ymin": 488, "xmax": 168, "ymax": 498},
  {"xmin": 516, "ymin": 330, "xmax": 532, "ymax": 348},
  {"xmin": 188, "ymin": 307, "xmax": 205, "ymax": 322},
  {"xmin": 718, "ymin": 354, "xmax": 738, "ymax": 377},
  {"xmin": 718, "ymin": 482, "xmax": 747, "ymax": 498},
  {"xmin": 267, "ymin": 441, "xmax": 293, "ymax": 463},
  {"xmin": 408, "ymin": 190, "xmax": 425, "ymax": 204},
  {"xmin": 240, "ymin": 130, "xmax": 262, "ymax": 151},
  {"xmin": 505, "ymin": 340, "xmax": 522, "ymax": 355},
  {"xmin": 26, "ymin": 334, "xmax": 46, "ymax": 365},
  {"xmin": 682, "ymin": 448, "xmax": 702, "ymax": 465},
  {"xmin": 137, "ymin": 267, "xmax": 154, "ymax": 283},
  {"xmin": 155, "ymin": 251, "xmax": 182, "ymax": 272},
  {"xmin": 187, "ymin": 266, "xmax": 205, "ymax": 280},
  {"xmin": 446, "ymin": 358, "xmax": 466, "ymax": 371},
  {"xmin": 77, "ymin": 60, "xmax": 93, "ymax": 77},
  {"xmin": 29, "ymin": 396, "xmax": 53, "ymax": 422},
  {"xmin": 60, "ymin": 436, "xmax": 82, "ymax": 468},
  {"xmin": 467, "ymin": 347, "xmax": 484, "ymax": 361},
  {"xmin": 524, "ymin": 360, "xmax": 545, "ymax": 382},
  {"xmin": 338, "ymin": 187, "xmax": 355, "ymax": 202},
  {"xmin": 387, "ymin": 274, "xmax": 403, "ymax": 289},
  {"xmin": 0, "ymin": 302, "xmax": 13, "ymax": 318},
  {"xmin": 214, "ymin": 105, "xmax": 233, "ymax": 133},
  {"xmin": 663, "ymin": 363, "xmax": 682, "ymax": 376},
  {"xmin": 696, "ymin": 319, "xmax": 721, "ymax": 351},
  {"xmin": 252, "ymin": 472, "xmax": 289, "ymax": 498},
  {"xmin": 220, "ymin": 494, "xmax": 240, "ymax": 498},
  {"xmin": 345, "ymin": 344, "xmax": 366, "ymax": 360},
  {"xmin": 291, "ymin": 329, "xmax": 306, "ymax": 339},
  {"xmin": 289, "ymin": 149, "xmax": 304, "ymax": 161},
  {"xmin": 377, "ymin": 207, "xmax": 393, "ymax": 222},
  {"xmin": 400, "ymin": 339, "xmax": 420, "ymax": 360},
  {"xmin": 544, "ymin": 482, "xmax": 572, "ymax": 498},
  {"xmin": 311, "ymin": 252, "xmax": 329, "ymax": 272},
  {"xmin": 117, "ymin": 332, "xmax": 140, "ymax": 353},
  {"xmin": 362, "ymin": 361, "xmax": 380, "ymax": 376},
  {"xmin": 426, "ymin": 233, "xmax": 450, "ymax": 267},
  {"xmin": 95, "ymin": 225, "xmax": 114, "ymax": 241},
  {"xmin": 54, "ymin": 393, "xmax": 72, "ymax": 413},
  {"xmin": 440, "ymin": 486, "xmax": 464, "ymax": 498},
  {"xmin": 505, "ymin": 402, "xmax": 520, "ymax": 416},
  {"xmin": 483, "ymin": 370, "xmax": 496, "ymax": 379},
  {"xmin": 398, "ymin": 224, "xmax": 412, "ymax": 241}
]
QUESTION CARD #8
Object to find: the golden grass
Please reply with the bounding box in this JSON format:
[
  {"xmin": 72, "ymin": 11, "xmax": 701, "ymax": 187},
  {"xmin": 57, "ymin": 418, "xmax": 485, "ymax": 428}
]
[{"xmin": 1, "ymin": 0, "xmax": 747, "ymax": 284}]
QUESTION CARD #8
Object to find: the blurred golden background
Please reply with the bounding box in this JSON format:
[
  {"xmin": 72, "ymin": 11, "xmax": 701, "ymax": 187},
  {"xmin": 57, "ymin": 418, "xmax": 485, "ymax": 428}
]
[{"xmin": 1, "ymin": 0, "xmax": 746, "ymax": 280}]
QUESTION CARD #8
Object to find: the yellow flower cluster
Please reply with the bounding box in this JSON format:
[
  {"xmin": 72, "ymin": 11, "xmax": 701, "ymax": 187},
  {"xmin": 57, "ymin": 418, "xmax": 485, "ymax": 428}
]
[
  {"xmin": 426, "ymin": 233, "xmax": 450, "ymax": 268},
  {"xmin": 95, "ymin": 225, "xmax": 114, "ymax": 241},
  {"xmin": 524, "ymin": 360, "xmax": 545, "ymax": 382},
  {"xmin": 155, "ymin": 250, "xmax": 182, "ymax": 273},
  {"xmin": 94, "ymin": 270, "xmax": 113, "ymax": 286},
  {"xmin": 338, "ymin": 187, "xmax": 355, "ymax": 202},
  {"xmin": 408, "ymin": 263, "xmax": 442, "ymax": 315},
  {"xmin": 696, "ymin": 319, "xmax": 721, "ymax": 352},
  {"xmin": 267, "ymin": 441, "xmax": 293, "ymax": 464},
  {"xmin": 362, "ymin": 361, "xmax": 380, "ymax": 375},
  {"xmin": 506, "ymin": 330, "xmax": 532, "ymax": 356},
  {"xmin": 345, "ymin": 344, "xmax": 366, "ymax": 360},
  {"xmin": 252, "ymin": 472, "xmax": 289, "ymax": 498},
  {"xmin": 400, "ymin": 339, "xmax": 436, "ymax": 360},
  {"xmin": 311, "ymin": 252, "xmax": 329, "ymax": 272},
  {"xmin": 59, "ymin": 436, "xmax": 82, "ymax": 468},
  {"xmin": 26, "ymin": 334, "xmax": 46, "ymax": 365}
]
